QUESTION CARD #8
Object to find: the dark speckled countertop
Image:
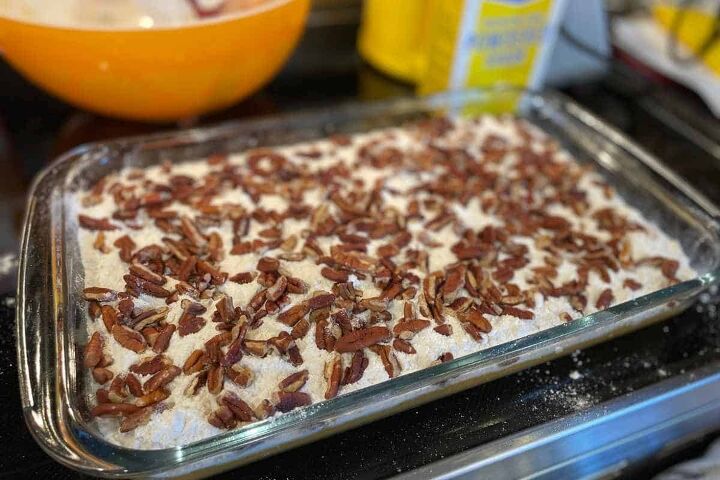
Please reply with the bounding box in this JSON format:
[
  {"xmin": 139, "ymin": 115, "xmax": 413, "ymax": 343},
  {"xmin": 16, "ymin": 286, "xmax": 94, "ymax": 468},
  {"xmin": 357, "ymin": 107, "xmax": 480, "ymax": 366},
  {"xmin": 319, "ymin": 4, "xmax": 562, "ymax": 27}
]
[{"xmin": 1, "ymin": 19, "xmax": 720, "ymax": 479}]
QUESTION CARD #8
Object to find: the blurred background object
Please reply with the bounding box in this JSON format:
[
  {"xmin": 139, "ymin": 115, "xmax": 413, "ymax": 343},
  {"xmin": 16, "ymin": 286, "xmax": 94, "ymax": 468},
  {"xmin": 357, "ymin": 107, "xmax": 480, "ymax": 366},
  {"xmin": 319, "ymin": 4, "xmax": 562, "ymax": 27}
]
[
  {"xmin": 613, "ymin": 0, "xmax": 720, "ymax": 115},
  {"xmin": 0, "ymin": 0, "xmax": 310, "ymax": 121}
]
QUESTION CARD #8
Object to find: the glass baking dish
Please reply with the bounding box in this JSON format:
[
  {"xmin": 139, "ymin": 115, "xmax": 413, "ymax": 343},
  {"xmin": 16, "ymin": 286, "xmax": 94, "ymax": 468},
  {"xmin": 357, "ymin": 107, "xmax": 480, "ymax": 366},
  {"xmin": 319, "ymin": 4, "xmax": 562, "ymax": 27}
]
[{"xmin": 16, "ymin": 89, "xmax": 720, "ymax": 478}]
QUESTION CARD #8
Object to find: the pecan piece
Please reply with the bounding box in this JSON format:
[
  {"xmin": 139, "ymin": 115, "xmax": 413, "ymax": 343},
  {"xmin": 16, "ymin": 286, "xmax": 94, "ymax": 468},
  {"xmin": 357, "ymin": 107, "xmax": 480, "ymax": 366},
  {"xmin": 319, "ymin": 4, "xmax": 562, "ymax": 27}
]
[
  {"xmin": 119, "ymin": 407, "xmax": 152, "ymax": 432},
  {"xmin": 257, "ymin": 256, "xmax": 280, "ymax": 273},
  {"xmin": 112, "ymin": 324, "xmax": 146, "ymax": 353},
  {"xmin": 113, "ymin": 235, "xmax": 136, "ymax": 262},
  {"xmin": 79, "ymin": 214, "xmax": 117, "ymax": 231},
  {"xmin": 458, "ymin": 305, "xmax": 493, "ymax": 332},
  {"xmin": 321, "ymin": 267, "xmax": 349, "ymax": 282},
  {"xmin": 226, "ymin": 365, "xmax": 254, "ymax": 387},
  {"xmin": 254, "ymin": 399, "xmax": 276, "ymax": 420},
  {"xmin": 143, "ymin": 365, "xmax": 181, "ymax": 393},
  {"xmin": 274, "ymin": 391, "xmax": 312, "ymax": 413},
  {"xmin": 335, "ymin": 326, "xmax": 391, "ymax": 353},
  {"xmin": 83, "ymin": 287, "xmax": 117, "ymax": 302},
  {"xmin": 207, "ymin": 365, "xmax": 224, "ymax": 394},
  {"xmin": 83, "ymin": 332, "xmax": 104, "ymax": 368},
  {"xmin": 221, "ymin": 392, "xmax": 256, "ymax": 422},
  {"xmin": 623, "ymin": 278, "xmax": 642, "ymax": 291},
  {"xmin": 179, "ymin": 313, "xmax": 206, "ymax": 336},
  {"xmin": 90, "ymin": 403, "xmax": 140, "ymax": 417},
  {"xmin": 278, "ymin": 370, "xmax": 309, "ymax": 393},
  {"xmin": 152, "ymin": 324, "xmax": 176, "ymax": 353},
  {"xmin": 433, "ymin": 324, "xmax": 453, "ymax": 336},
  {"xmin": 130, "ymin": 354, "xmax": 171, "ymax": 375},
  {"xmin": 595, "ymin": 288, "xmax": 614, "ymax": 310},
  {"xmin": 126, "ymin": 373, "xmax": 144, "ymax": 397},
  {"xmin": 324, "ymin": 355, "xmax": 343, "ymax": 399},
  {"xmin": 342, "ymin": 351, "xmax": 368, "ymax": 385},
  {"xmin": 266, "ymin": 275, "xmax": 288, "ymax": 302},
  {"xmin": 393, "ymin": 338, "xmax": 416, "ymax": 354},
  {"xmin": 369, "ymin": 344, "xmax": 401, "ymax": 378},
  {"xmin": 92, "ymin": 367, "xmax": 114, "ymax": 384},
  {"xmin": 291, "ymin": 318, "xmax": 310, "ymax": 339},
  {"xmin": 392, "ymin": 319, "xmax": 431, "ymax": 340},
  {"xmin": 184, "ymin": 370, "xmax": 208, "ymax": 397},
  {"xmin": 308, "ymin": 293, "xmax": 336, "ymax": 310},
  {"xmin": 208, "ymin": 406, "xmax": 236, "ymax": 429},
  {"xmin": 229, "ymin": 271, "xmax": 256, "ymax": 284},
  {"xmin": 277, "ymin": 302, "xmax": 309, "ymax": 326},
  {"xmin": 108, "ymin": 375, "xmax": 128, "ymax": 402},
  {"xmin": 179, "ymin": 215, "xmax": 207, "ymax": 248},
  {"xmin": 183, "ymin": 349, "xmax": 208, "ymax": 374},
  {"xmin": 243, "ymin": 339, "xmax": 269, "ymax": 357},
  {"xmin": 136, "ymin": 387, "xmax": 170, "ymax": 407},
  {"xmin": 501, "ymin": 306, "xmax": 534, "ymax": 321},
  {"xmin": 129, "ymin": 262, "xmax": 166, "ymax": 285}
]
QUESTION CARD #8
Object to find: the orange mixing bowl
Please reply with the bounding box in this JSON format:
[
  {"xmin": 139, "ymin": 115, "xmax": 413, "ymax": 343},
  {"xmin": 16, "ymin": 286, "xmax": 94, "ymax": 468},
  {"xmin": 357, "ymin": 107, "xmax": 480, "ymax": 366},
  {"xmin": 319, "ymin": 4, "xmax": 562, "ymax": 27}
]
[{"xmin": 0, "ymin": 0, "xmax": 309, "ymax": 121}]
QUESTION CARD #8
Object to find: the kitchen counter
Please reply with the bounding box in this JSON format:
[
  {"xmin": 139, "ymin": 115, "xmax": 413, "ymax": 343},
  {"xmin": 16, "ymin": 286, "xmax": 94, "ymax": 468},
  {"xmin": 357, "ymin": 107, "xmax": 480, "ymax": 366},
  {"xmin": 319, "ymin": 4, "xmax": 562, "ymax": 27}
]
[{"xmin": 1, "ymin": 23, "xmax": 720, "ymax": 478}]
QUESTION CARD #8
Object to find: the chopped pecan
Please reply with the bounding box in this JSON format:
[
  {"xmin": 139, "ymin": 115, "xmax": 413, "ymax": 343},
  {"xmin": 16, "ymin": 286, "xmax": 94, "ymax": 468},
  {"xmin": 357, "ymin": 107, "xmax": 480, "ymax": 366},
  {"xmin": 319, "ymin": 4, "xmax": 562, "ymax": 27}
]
[
  {"xmin": 136, "ymin": 387, "xmax": 170, "ymax": 407},
  {"xmin": 119, "ymin": 407, "xmax": 152, "ymax": 432},
  {"xmin": 229, "ymin": 271, "xmax": 256, "ymax": 284},
  {"xmin": 501, "ymin": 306, "xmax": 534, "ymax": 320},
  {"xmin": 393, "ymin": 338, "xmax": 416, "ymax": 354},
  {"xmin": 108, "ymin": 375, "xmax": 128, "ymax": 402},
  {"xmin": 226, "ymin": 365, "xmax": 254, "ymax": 387},
  {"xmin": 266, "ymin": 275, "xmax": 288, "ymax": 301},
  {"xmin": 291, "ymin": 318, "xmax": 310, "ymax": 339},
  {"xmin": 335, "ymin": 326, "xmax": 391, "ymax": 353},
  {"xmin": 112, "ymin": 324, "xmax": 146, "ymax": 353},
  {"xmin": 91, "ymin": 402, "xmax": 140, "ymax": 417},
  {"xmin": 321, "ymin": 267, "xmax": 349, "ymax": 282},
  {"xmin": 83, "ymin": 287, "xmax": 117, "ymax": 302},
  {"xmin": 458, "ymin": 306, "xmax": 493, "ymax": 332},
  {"xmin": 183, "ymin": 349, "xmax": 208, "ymax": 374},
  {"xmin": 92, "ymin": 367, "xmax": 114, "ymax": 384},
  {"xmin": 595, "ymin": 289, "xmax": 614, "ymax": 310},
  {"xmin": 623, "ymin": 278, "xmax": 642, "ymax": 291},
  {"xmin": 342, "ymin": 351, "xmax": 368, "ymax": 385},
  {"xmin": 83, "ymin": 332, "xmax": 104, "ymax": 368},
  {"xmin": 392, "ymin": 319, "xmax": 430, "ymax": 340},
  {"xmin": 369, "ymin": 344, "xmax": 400, "ymax": 378},
  {"xmin": 257, "ymin": 256, "xmax": 280, "ymax": 273},
  {"xmin": 152, "ymin": 324, "xmax": 176, "ymax": 353},
  {"xmin": 184, "ymin": 370, "xmax": 208, "ymax": 397},
  {"xmin": 126, "ymin": 373, "xmax": 144, "ymax": 397},
  {"xmin": 143, "ymin": 365, "xmax": 181, "ymax": 393},
  {"xmin": 179, "ymin": 215, "xmax": 207, "ymax": 248},
  {"xmin": 178, "ymin": 313, "xmax": 206, "ymax": 336},
  {"xmin": 358, "ymin": 297, "xmax": 388, "ymax": 312},
  {"xmin": 130, "ymin": 354, "xmax": 171, "ymax": 375},
  {"xmin": 277, "ymin": 302, "xmax": 309, "ymax": 326},
  {"xmin": 308, "ymin": 293, "xmax": 336, "ymax": 310},
  {"xmin": 278, "ymin": 370, "xmax": 309, "ymax": 393},
  {"xmin": 243, "ymin": 339, "xmax": 269, "ymax": 357},
  {"xmin": 79, "ymin": 214, "xmax": 117, "ymax": 231},
  {"xmin": 221, "ymin": 392, "xmax": 256, "ymax": 422},
  {"xmin": 254, "ymin": 399, "xmax": 276, "ymax": 420},
  {"xmin": 129, "ymin": 262, "xmax": 166, "ymax": 285},
  {"xmin": 207, "ymin": 365, "xmax": 224, "ymax": 394},
  {"xmin": 113, "ymin": 235, "xmax": 136, "ymax": 262},
  {"xmin": 208, "ymin": 406, "xmax": 237, "ymax": 429},
  {"xmin": 433, "ymin": 324, "xmax": 453, "ymax": 336},
  {"xmin": 324, "ymin": 355, "xmax": 343, "ymax": 399},
  {"xmin": 131, "ymin": 306, "xmax": 169, "ymax": 331},
  {"xmin": 274, "ymin": 391, "xmax": 312, "ymax": 413}
]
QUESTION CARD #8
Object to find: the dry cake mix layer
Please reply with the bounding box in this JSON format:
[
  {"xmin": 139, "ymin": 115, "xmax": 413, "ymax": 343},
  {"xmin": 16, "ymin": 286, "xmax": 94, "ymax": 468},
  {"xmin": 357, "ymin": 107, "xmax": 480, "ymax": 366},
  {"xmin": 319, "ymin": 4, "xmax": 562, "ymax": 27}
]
[{"xmin": 75, "ymin": 115, "xmax": 694, "ymax": 449}]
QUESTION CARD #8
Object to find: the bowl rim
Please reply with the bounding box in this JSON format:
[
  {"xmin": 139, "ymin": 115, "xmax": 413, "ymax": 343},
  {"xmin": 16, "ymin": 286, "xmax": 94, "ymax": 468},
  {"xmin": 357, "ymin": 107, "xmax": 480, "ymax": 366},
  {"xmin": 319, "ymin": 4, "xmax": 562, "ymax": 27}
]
[{"xmin": 0, "ymin": 0, "xmax": 298, "ymax": 32}]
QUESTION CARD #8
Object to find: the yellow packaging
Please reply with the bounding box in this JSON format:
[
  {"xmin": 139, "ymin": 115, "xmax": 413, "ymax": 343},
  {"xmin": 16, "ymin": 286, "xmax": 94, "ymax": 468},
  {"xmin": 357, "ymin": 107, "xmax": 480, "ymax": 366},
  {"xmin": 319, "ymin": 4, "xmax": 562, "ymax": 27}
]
[{"xmin": 419, "ymin": 0, "xmax": 567, "ymax": 100}]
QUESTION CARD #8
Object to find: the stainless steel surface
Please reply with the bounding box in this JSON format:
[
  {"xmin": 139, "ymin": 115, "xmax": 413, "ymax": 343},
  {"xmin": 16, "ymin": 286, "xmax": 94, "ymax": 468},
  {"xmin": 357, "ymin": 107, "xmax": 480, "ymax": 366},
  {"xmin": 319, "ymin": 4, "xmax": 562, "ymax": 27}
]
[
  {"xmin": 396, "ymin": 362, "xmax": 720, "ymax": 480},
  {"xmin": 16, "ymin": 89, "xmax": 720, "ymax": 478}
]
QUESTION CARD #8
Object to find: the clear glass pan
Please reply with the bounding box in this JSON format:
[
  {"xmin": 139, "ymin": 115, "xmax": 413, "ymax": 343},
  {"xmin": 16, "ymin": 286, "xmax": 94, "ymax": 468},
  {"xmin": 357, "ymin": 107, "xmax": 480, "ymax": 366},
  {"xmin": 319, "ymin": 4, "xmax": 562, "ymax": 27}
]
[{"xmin": 16, "ymin": 89, "xmax": 720, "ymax": 478}]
